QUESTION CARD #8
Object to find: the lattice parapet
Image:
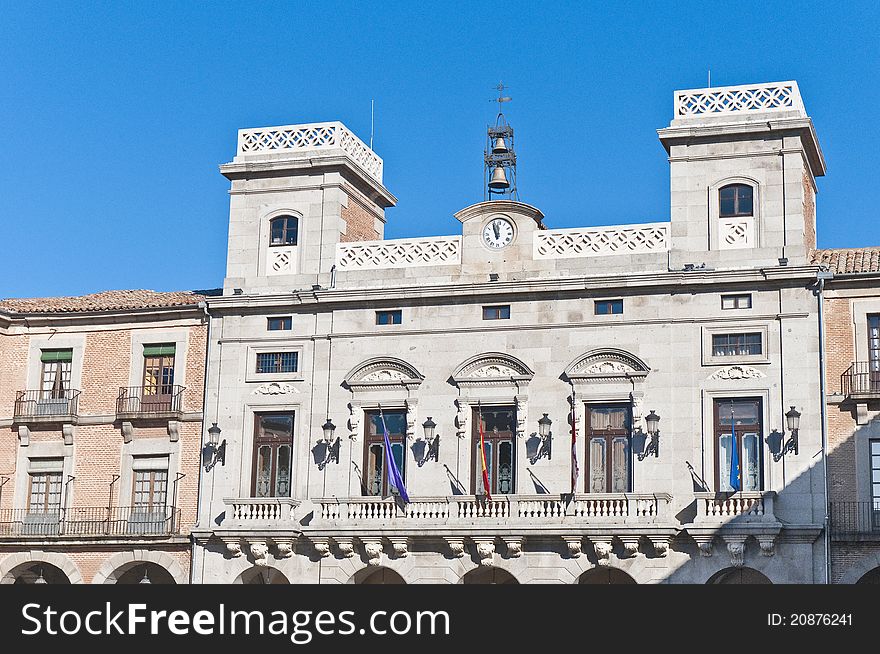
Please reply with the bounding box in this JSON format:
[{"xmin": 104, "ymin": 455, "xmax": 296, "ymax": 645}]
[
  {"xmin": 534, "ymin": 223, "xmax": 669, "ymax": 259},
  {"xmin": 236, "ymin": 121, "xmax": 383, "ymax": 182},
  {"xmin": 675, "ymin": 81, "xmax": 805, "ymax": 119},
  {"xmin": 336, "ymin": 236, "xmax": 461, "ymax": 270}
]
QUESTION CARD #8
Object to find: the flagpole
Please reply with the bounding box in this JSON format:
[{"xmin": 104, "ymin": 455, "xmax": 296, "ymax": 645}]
[{"xmin": 570, "ymin": 383, "xmax": 579, "ymax": 496}]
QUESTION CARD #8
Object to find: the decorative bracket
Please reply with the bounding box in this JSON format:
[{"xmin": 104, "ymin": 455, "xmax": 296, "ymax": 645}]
[
  {"xmin": 167, "ymin": 420, "xmax": 180, "ymax": 443},
  {"xmin": 17, "ymin": 425, "xmax": 30, "ymax": 447},
  {"xmin": 121, "ymin": 421, "xmax": 133, "ymax": 444},
  {"xmin": 248, "ymin": 540, "xmax": 270, "ymax": 567}
]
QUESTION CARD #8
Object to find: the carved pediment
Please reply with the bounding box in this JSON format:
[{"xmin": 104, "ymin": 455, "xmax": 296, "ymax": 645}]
[
  {"xmin": 252, "ymin": 382, "xmax": 301, "ymax": 395},
  {"xmin": 344, "ymin": 357, "xmax": 424, "ymax": 391},
  {"xmin": 565, "ymin": 348, "xmax": 649, "ymax": 382},
  {"xmin": 452, "ymin": 353, "xmax": 534, "ymax": 388},
  {"xmin": 708, "ymin": 365, "xmax": 766, "ymax": 380}
]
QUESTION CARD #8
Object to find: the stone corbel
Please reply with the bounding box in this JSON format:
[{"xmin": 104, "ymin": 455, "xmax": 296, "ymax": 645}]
[
  {"xmin": 334, "ymin": 537, "xmax": 356, "ymax": 558},
  {"xmin": 591, "ymin": 538, "xmax": 614, "ymax": 566},
  {"xmin": 222, "ymin": 538, "xmax": 243, "ymax": 558},
  {"xmin": 454, "ymin": 398, "xmax": 469, "ymax": 439},
  {"xmin": 404, "ymin": 398, "xmax": 418, "ymax": 441},
  {"xmin": 348, "ymin": 403, "xmax": 362, "ymax": 441},
  {"xmin": 17, "ymin": 425, "xmax": 30, "ymax": 447},
  {"xmin": 758, "ymin": 536, "xmax": 776, "ymax": 557},
  {"xmin": 724, "ymin": 536, "xmax": 747, "ymax": 568},
  {"xmin": 445, "ymin": 537, "xmax": 466, "ymax": 558},
  {"xmin": 274, "ymin": 539, "xmax": 295, "ymax": 559},
  {"xmin": 62, "ymin": 423, "xmax": 75, "ymax": 446},
  {"xmin": 515, "ymin": 394, "xmax": 528, "ymax": 440},
  {"xmin": 618, "ymin": 536, "xmax": 641, "ymax": 558},
  {"xmin": 649, "ymin": 537, "xmax": 670, "ymax": 558},
  {"xmin": 856, "ymin": 402, "xmax": 869, "ymax": 426},
  {"xmin": 249, "ymin": 540, "xmax": 270, "ymax": 567},
  {"xmin": 630, "ymin": 393, "xmax": 644, "ymax": 424},
  {"xmin": 121, "ymin": 421, "xmax": 133, "ymax": 444},
  {"xmin": 502, "ymin": 536, "xmax": 523, "ymax": 558},
  {"xmin": 563, "ymin": 536, "xmax": 583, "ymax": 558},
  {"xmin": 387, "ymin": 537, "xmax": 410, "ymax": 558},
  {"xmin": 311, "ymin": 536, "xmax": 332, "ymax": 558},
  {"xmin": 362, "ymin": 539, "xmax": 384, "ymax": 566},
  {"xmin": 167, "ymin": 420, "xmax": 180, "ymax": 443},
  {"xmin": 474, "ymin": 539, "xmax": 496, "ymax": 566},
  {"xmin": 691, "ymin": 534, "xmax": 715, "ymax": 557}
]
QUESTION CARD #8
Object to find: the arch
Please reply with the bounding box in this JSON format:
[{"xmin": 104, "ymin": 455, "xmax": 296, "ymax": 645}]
[
  {"xmin": 344, "ymin": 357, "xmax": 424, "ymax": 389},
  {"xmin": 114, "ymin": 562, "xmax": 177, "ymax": 585},
  {"xmin": 461, "ymin": 567, "xmax": 519, "ymax": 585},
  {"xmin": 351, "ymin": 566, "xmax": 406, "ymax": 585},
  {"xmin": 718, "ymin": 183, "xmax": 754, "ymax": 217},
  {"xmin": 708, "ymin": 176, "xmax": 761, "ymax": 250},
  {"xmin": 837, "ymin": 551, "xmax": 880, "ymax": 584},
  {"xmin": 235, "ymin": 566, "xmax": 290, "ymax": 585},
  {"xmin": 10, "ymin": 563, "xmax": 71, "ymax": 585},
  {"xmin": 707, "ymin": 567, "xmax": 772, "ymax": 584},
  {"xmin": 856, "ymin": 567, "xmax": 880, "ymax": 584},
  {"xmin": 0, "ymin": 551, "xmax": 83, "ymax": 584},
  {"xmin": 92, "ymin": 550, "xmax": 187, "ymax": 584},
  {"xmin": 269, "ymin": 215, "xmax": 299, "ymax": 246},
  {"xmin": 452, "ymin": 352, "xmax": 534, "ymax": 382},
  {"xmin": 577, "ymin": 567, "xmax": 637, "ymax": 584},
  {"xmin": 564, "ymin": 348, "xmax": 650, "ymax": 382}
]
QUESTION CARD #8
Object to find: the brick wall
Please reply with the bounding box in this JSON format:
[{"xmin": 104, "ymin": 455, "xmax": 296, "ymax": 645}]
[
  {"xmin": 824, "ymin": 297, "xmax": 856, "ymax": 504},
  {"xmin": 832, "ymin": 542, "xmax": 880, "ymax": 583},
  {"xmin": 340, "ymin": 192, "xmax": 380, "ymax": 242},
  {"xmin": 80, "ymin": 330, "xmax": 132, "ymax": 414}
]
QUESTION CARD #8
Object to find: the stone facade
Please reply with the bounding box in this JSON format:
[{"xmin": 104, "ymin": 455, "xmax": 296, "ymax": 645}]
[
  {"xmin": 0, "ymin": 291, "xmax": 208, "ymax": 584},
  {"xmin": 192, "ymin": 81, "xmax": 830, "ymax": 584}
]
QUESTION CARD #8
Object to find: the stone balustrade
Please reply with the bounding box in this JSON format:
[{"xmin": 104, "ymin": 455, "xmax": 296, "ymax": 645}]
[
  {"xmin": 693, "ymin": 491, "xmax": 776, "ymax": 524},
  {"xmin": 223, "ymin": 498, "xmax": 301, "ymax": 525},
  {"xmin": 533, "ymin": 223, "xmax": 669, "ymax": 260},
  {"xmin": 674, "ymin": 81, "xmax": 805, "ymax": 118},
  {"xmin": 335, "ymin": 236, "xmax": 461, "ymax": 270}
]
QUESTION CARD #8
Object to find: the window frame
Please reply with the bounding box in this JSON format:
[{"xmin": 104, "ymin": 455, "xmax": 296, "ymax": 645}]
[
  {"xmin": 132, "ymin": 468, "xmax": 169, "ymax": 512},
  {"xmin": 721, "ymin": 294, "xmax": 753, "ymax": 310},
  {"xmin": 27, "ymin": 470, "xmax": 63, "ymax": 514},
  {"xmin": 142, "ymin": 344, "xmax": 176, "ymax": 398},
  {"xmin": 713, "ymin": 397, "xmax": 763, "ymax": 492},
  {"xmin": 362, "ymin": 408, "xmax": 407, "ymax": 497},
  {"xmin": 719, "ymin": 184, "xmax": 754, "ymax": 218},
  {"xmin": 375, "ymin": 310, "xmax": 402, "ymax": 326},
  {"xmin": 584, "ymin": 404, "xmax": 632, "ymax": 493},
  {"xmin": 482, "ymin": 305, "xmax": 511, "ymax": 321},
  {"xmin": 269, "ymin": 216, "xmax": 299, "ymax": 247},
  {"xmin": 255, "ymin": 351, "xmax": 299, "ymax": 375},
  {"xmin": 702, "ymin": 325, "xmax": 769, "ymax": 365},
  {"xmin": 251, "ymin": 413, "xmax": 295, "ymax": 498},
  {"xmin": 711, "ymin": 332, "xmax": 763, "ymax": 357},
  {"xmin": 470, "ymin": 406, "xmax": 516, "ymax": 495},
  {"xmin": 267, "ymin": 316, "xmax": 293, "ymax": 331},
  {"xmin": 594, "ymin": 299, "xmax": 624, "ymax": 315},
  {"xmin": 871, "ymin": 439, "xmax": 880, "ymax": 512}
]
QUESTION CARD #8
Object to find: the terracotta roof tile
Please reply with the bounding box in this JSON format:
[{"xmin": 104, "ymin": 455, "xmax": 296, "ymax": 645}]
[
  {"xmin": 811, "ymin": 248, "xmax": 880, "ymax": 275},
  {"xmin": 0, "ymin": 289, "xmax": 219, "ymax": 314}
]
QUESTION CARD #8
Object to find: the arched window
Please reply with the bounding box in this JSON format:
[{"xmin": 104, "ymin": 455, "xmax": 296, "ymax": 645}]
[
  {"xmin": 719, "ymin": 184, "xmax": 753, "ymax": 217},
  {"xmin": 269, "ymin": 216, "xmax": 298, "ymax": 246}
]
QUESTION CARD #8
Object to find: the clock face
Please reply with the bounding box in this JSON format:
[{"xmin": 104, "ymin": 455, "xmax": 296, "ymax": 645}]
[{"xmin": 482, "ymin": 218, "xmax": 515, "ymax": 249}]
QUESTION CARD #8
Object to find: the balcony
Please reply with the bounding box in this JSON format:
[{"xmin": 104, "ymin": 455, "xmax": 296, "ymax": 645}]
[
  {"xmin": 830, "ymin": 502, "xmax": 880, "ymax": 540},
  {"xmin": 0, "ymin": 506, "xmax": 182, "ymax": 539},
  {"xmin": 841, "ymin": 362, "xmax": 880, "ymax": 400},
  {"xmin": 692, "ymin": 491, "xmax": 778, "ymax": 525},
  {"xmin": 13, "ymin": 389, "xmax": 80, "ymax": 424},
  {"xmin": 116, "ymin": 385, "xmax": 185, "ymax": 420},
  {"xmin": 222, "ymin": 497, "xmax": 301, "ymax": 527}
]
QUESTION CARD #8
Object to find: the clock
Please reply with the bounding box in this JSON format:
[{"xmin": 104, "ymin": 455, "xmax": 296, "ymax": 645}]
[{"xmin": 482, "ymin": 217, "xmax": 515, "ymax": 249}]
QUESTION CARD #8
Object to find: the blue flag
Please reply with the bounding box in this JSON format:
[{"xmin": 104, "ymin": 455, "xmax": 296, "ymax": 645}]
[
  {"xmin": 729, "ymin": 415, "xmax": 741, "ymax": 492},
  {"xmin": 380, "ymin": 409, "xmax": 410, "ymax": 503}
]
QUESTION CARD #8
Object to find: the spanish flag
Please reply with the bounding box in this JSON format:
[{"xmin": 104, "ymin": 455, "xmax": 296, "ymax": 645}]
[{"xmin": 478, "ymin": 409, "xmax": 492, "ymax": 500}]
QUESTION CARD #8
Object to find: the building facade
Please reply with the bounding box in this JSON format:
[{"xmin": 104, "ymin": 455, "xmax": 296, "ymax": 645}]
[
  {"xmin": 814, "ymin": 248, "xmax": 880, "ymax": 583},
  {"xmin": 0, "ymin": 290, "xmax": 208, "ymax": 584},
  {"xmin": 191, "ymin": 81, "xmax": 830, "ymax": 584}
]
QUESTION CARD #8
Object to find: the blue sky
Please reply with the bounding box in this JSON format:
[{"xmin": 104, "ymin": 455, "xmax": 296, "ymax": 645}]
[{"xmin": 1, "ymin": 2, "xmax": 878, "ymax": 298}]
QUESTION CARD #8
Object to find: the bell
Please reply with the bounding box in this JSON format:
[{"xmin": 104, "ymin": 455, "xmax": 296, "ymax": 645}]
[
  {"xmin": 488, "ymin": 166, "xmax": 510, "ymax": 190},
  {"xmin": 492, "ymin": 137, "xmax": 508, "ymax": 153}
]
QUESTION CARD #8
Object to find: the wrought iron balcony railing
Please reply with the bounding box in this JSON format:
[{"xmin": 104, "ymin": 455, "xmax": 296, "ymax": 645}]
[
  {"xmin": 840, "ymin": 362, "xmax": 880, "ymax": 399},
  {"xmin": 13, "ymin": 389, "xmax": 80, "ymax": 421},
  {"xmin": 0, "ymin": 506, "xmax": 181, "ymax": 538},
  {"xmin": 830, "ymin": 502, "xmax": 880, "ymax": 537},
  {"xmin": 116, "ymin": 385, "xmax": 185, "ymax": 418}
]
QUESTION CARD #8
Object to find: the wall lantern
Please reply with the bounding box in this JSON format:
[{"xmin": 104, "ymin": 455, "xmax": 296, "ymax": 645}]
[
  {"xmin": 203, "ymin": 422, "xmax": 226, "ymax": 472},
  {"xmin": 530, "ymin": 413, "xmax": 553, "ymax": 464},
  {"xmin": 636, "ymin": 410, "xmax": 660, "ymax": 461},
  {"xmin": 769, "ymin": 406, "xmax": 800, "ymax": 461},
  {"xmin": 416, "ymin": 417, "xmax": 440, "ymax": 466},
  {"xmin": 319, "ymin": 418, "xmax": 340, "ymax": 470}
]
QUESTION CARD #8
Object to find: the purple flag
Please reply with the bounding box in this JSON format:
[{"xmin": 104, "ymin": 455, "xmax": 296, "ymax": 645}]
[{"xmin": 380, "ymin": 409, "xmax": 410, "ymax": 503}]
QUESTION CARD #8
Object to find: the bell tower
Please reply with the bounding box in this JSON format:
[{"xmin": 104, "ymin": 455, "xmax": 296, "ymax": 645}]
[{"xmin": 484, "ymin": 83, "xmax": 518, "ymax": 200}]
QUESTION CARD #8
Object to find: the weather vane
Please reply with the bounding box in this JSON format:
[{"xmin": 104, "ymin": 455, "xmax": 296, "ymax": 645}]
[{"xmin": 494, "ymin": 81, "xmax": 512, "ymax": 114}]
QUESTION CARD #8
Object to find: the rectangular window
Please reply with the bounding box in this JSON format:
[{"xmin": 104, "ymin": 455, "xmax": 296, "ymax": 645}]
[
  {"xmin": 40, "ymin": 349, "xmax": 73, "ymax": 399},
  {"xmin": 267, "ymin": 316, "xmax": 292, "ymax": 331},
  {"xmin": 715, "ymin": 398, "xmax": 763, "ymax": 492},
  {"xmin": 585, "ymin": 405, "xmax": 631, "ymax": 493},
  {"xmin": 722, "ymin": 294, "xmax": 753, "ymax": 310},
  {"xmin": 482, "ymin": 305, "xmax": 510, "ymax": 320},
  {"xmin": 252, "ymin": 413, "xmax": 294, "ymax": 497},
  {"xmin": 376, "ymin": 310, "xmax": 402, "ymax": 325},
  {"xmin": 27, "ymin": 459, "xmax": 63, "ymax": 514},
  {"xmin": 256, "ymin": 352, "xmax": 299, "ymax": 374},
  {"xmin": 132, "ymin": 467, "xmax": 168, "ymax": 512},
  {"xmin": 363, "ymin": 409, "xmax": 407, "ymax": 497},
  {"xmin": 868, "ymin": 316, "xmax": 880, "ymax": 392},
  {"xmin": 472, "ymin": 406, "xmax": 516, "ymax": 495},
  {"xmin": 594, "ymin": 299, "xmax": 623, "ymax": 315},
  {"xmin": 712, "ymin": 333, "xmax": 762, "ymax": 357},
  {"xmin": 143, "ymin": 344, "xmax": 176, "ymax": 405},
  {"xmin": 871, "ymin": 440, "xmax": 880, "ymax": 514}
]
